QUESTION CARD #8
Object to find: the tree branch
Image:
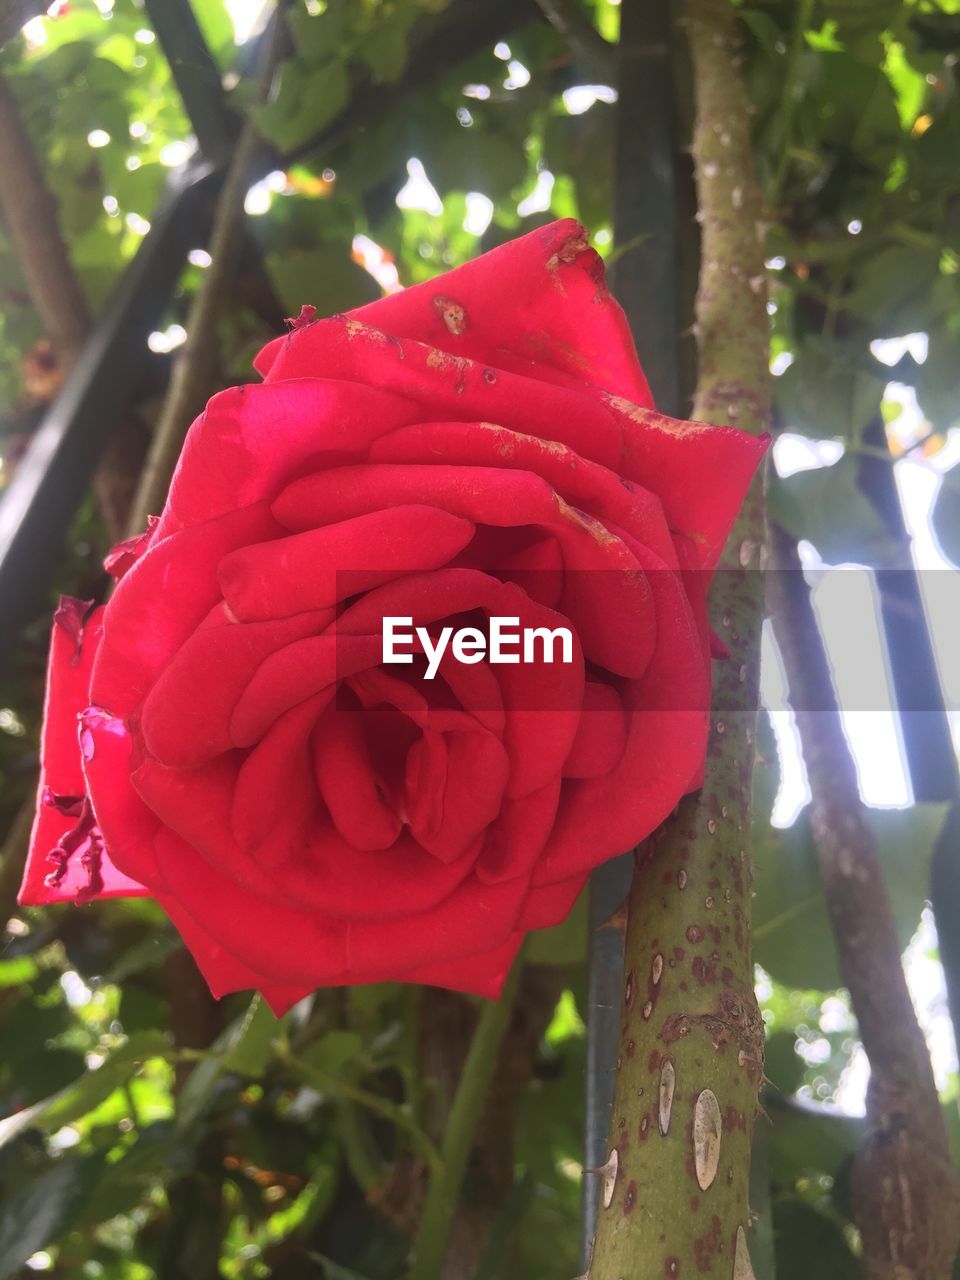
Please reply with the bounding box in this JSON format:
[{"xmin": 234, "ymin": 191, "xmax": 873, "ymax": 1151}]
[
  {"xmin": 0, "ymin": 2, "xmax": 46, "ymax": 49},
  {"xmin": 0, "ymin": 69, "xmax": 149, "ymax": 538},
  {"xmin": 0, "ymin": 71, "xmax": 90, "ymax": 364},
  {"xmin": 768, "ymin": 524, "xmax": 960, "ymax": 1280},
  {"xmin": 124, "ymin": 11, "xmax": 284, "ymax": 536},
  {"xmin": 533, "ymin": 0, "xmax": 615, "ymax": 80}
]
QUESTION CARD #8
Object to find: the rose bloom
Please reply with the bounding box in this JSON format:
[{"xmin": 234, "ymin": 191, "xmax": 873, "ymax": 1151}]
[{"xmin": 19, "ymin": 220, "xmax": 766, "ymax": 1013}]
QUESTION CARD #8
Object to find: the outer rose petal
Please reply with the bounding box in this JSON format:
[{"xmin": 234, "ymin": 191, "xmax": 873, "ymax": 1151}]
[
  {"xmin": 19, "ymin": 605, "xmax": 147, "ymax": 905},
  {"xmin": 257, "ymin": 219, "xmax": 653, "ymax": 406},
  {"xmin": 160, "ymin": 890, "xmax": 524, "ymax": 1011}
]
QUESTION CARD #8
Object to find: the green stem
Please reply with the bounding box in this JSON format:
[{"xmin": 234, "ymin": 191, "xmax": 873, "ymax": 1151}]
[
  {"xmin": 281, "ymin": 1050, "xmax": 442, "ymax": 1174},
  {"xmin": 409, "ymin": 947, "xmax": 526, "ymax": 1280}
]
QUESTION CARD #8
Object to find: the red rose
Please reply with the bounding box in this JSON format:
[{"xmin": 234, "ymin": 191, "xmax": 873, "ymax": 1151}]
[{"xmin": 19, "ymin": 220, "xmax": 765, "ymax": 1013}]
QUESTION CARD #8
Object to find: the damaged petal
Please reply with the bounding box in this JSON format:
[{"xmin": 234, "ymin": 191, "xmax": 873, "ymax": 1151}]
[
  {"xmin": 53, "ymin": 596, "xmax": 95, "ymax": 665},
  {"xmin": 104, "ymin": 515, "xmax": 159, "ymax": 580},
  {"xmin": 433, "ymin": 295, "xmax": 467, "ymax": 336},
  {"xmin": 285, "ymin": 304, "xmax": 318, "ymax": 330},
  {"xmin": 42, "ymin": 786, "xmax": 85, "ymax": 818},
  {"xmin": 43, "ymin": 794, "xmax": 107, "ymax": 903}
]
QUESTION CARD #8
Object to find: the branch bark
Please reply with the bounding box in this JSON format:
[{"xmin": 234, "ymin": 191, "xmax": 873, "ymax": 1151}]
[
  {"xmin": 0, "ymin": 3, "xmax": 46, "ymax": 50},
  {"xmin": 588, "ymin": 0, "xmax": 770, "ymax": 1275},
  {"xmin": 768, "ymin": 524, "xmax": 960, "ymax": 1280},
  {"xmin": 0, "ymin": 71, "xmax": 91, "ymax": 364},
  {"xmin": 0, "ymin": 68, "xmax": 148, "ymax": 538}
]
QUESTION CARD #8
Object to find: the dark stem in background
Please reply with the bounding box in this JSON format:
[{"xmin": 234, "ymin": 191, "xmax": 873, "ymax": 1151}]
[
  {"xmin": 588, "ymin": 0, "xmax": 770, "ymax": 1274},
  {"xmin": 142, "ymin": 0, "xmax": 288, "ymax": 333},
  {"xmin": 768, "ymin": 524, "xmax": 960, "ymax": 1280},
  {"xmin": 141, "ymin": 0, "xmax": 242, "ymax": 164},
  {"xmin": 0, "ymin": 0, "xmax": 543, "ymax": 651},
  {"xmin": 609, "ymin": 0, "xmax": 679, "ymax": 418},
  {"xmin": 581, "ymin": 0, "xmax": 683, "ymax": 1262},
  {"xmin": 411, "ymin": 969, "xmax": 564, "ymax": 1280},
  {"xmin": 124, "ymin": 5, "xmax": 286, "ymax": 536},
  {"xmin": 532, "ymin": 0, "xmax": 615, "ymax": 81},
  {"xmin": 408, "ymin": 948, "xmax": 527, "ymax": 1280},
  {"xmin": 857, "ymin": 416, "xmax": 960, "ymax": 1045}
]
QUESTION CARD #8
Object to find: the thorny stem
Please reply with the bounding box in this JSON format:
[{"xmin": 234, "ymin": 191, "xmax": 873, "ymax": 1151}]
[
  {"xmin": 408, "ymin": 945, "xmax": 526, "ymax": 1280},
  {"xmin": 588, "ymin": 0, "xmax": 770, "ymax": 1276},
  {"xmin": 125, "ymin": 6, "xmax": 284, "ymax": 537},
  {"xmin": 768, "ymin": 525, "xmax": 960, "ymax": 1280}
]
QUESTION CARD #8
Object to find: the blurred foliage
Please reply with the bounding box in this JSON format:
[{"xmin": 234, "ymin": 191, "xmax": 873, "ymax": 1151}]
[{"xmin": 0, "ymin": 0, "xmax": 958, "ymax": 1276}]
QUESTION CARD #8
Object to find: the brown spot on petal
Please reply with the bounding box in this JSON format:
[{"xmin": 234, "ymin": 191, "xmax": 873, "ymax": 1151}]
[{"xmin": 433, "ymin": 295, "xmax": 467, "ymax": 335}]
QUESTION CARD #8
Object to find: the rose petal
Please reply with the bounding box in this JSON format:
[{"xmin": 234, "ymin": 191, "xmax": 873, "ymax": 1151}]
[
  {"xmin": 258, "ymin": 219, "xmax": 652, "ymax": 406},
  {"xmin": 92, "ymin": 502, "xmax": 282, "ymax": 716},
  {"xmin": 218, "ymin": 505, "xmax": 475, "ymax": 622}
]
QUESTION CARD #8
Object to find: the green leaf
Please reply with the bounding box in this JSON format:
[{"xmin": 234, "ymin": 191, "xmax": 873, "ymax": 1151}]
[
  {"xmin": 358, "ymin": 13, "xmax": 416, "ymax": 84},
  {"xmin": 774, "ymin": 340, "xmax": 886, "ymax": 441},
  {"xmin": 773, "ymin": 1199, "xmax": 860, "ymax": 1280},
  {"xmin": 176, "ymin": 994, "xmax": 280, "ymax": 1128},
  {"xmin": 526, "ymin": 887, "xmax": 588, "ymax": 966},
  {"xmin": 0, "ymin": 1031, "xmax": 171, "ymax": 1150},
  {"xmin": 843, "ymin": 245, "xmax": 942, "ymax": 334},
  {"xmin": 0, "ymin": 1157, "xmax": 104, "ymax": 1280},
  {"xmin": 267, "ymin": 244, "xmax": 380, "ymax": 316},
  {"xmin": 765, "ymin": 1091, "xmax": 864, "ymax": 1181},
  {"xmin": 300, "ymin": 1030, "xmax": 364, "ymax": 1079},
  {"xmin": 72, "ymin": 1127, "xmax": 182, "ymax": 1228},
  {"xmin": 256, "ymin": 59, "xmax": 349, "ymax": 152},
  {"xmin": 225, "ymin": 993, "xmax": 283, "ymax": 1078},
  {"xmin": 0, "ymin": 956, "xmax": 38, "ymax": 987},
  {"xmin": 427, "ymin": 126, "xmax": 529, "ymax": 204},
  {"xmin": 192, "ymin": 0, "xmax": 236, "ymax": 65},
  {"xmin": 768, "ymin": 455, "xmax": 894, "ymax": 564},
  {"xmin": 916, "ymin": 329, "xmax": 960, "ymax": 432},
  {"xmin": 763, "ymin": 1031, "xmax": 806, "ymax": 1095}
]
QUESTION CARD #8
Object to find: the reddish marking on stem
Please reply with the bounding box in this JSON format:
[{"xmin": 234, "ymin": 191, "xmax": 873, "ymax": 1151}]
[{"xmin": 623, "ymin": 1180, "xmax": 638, "ymax": 1215}]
